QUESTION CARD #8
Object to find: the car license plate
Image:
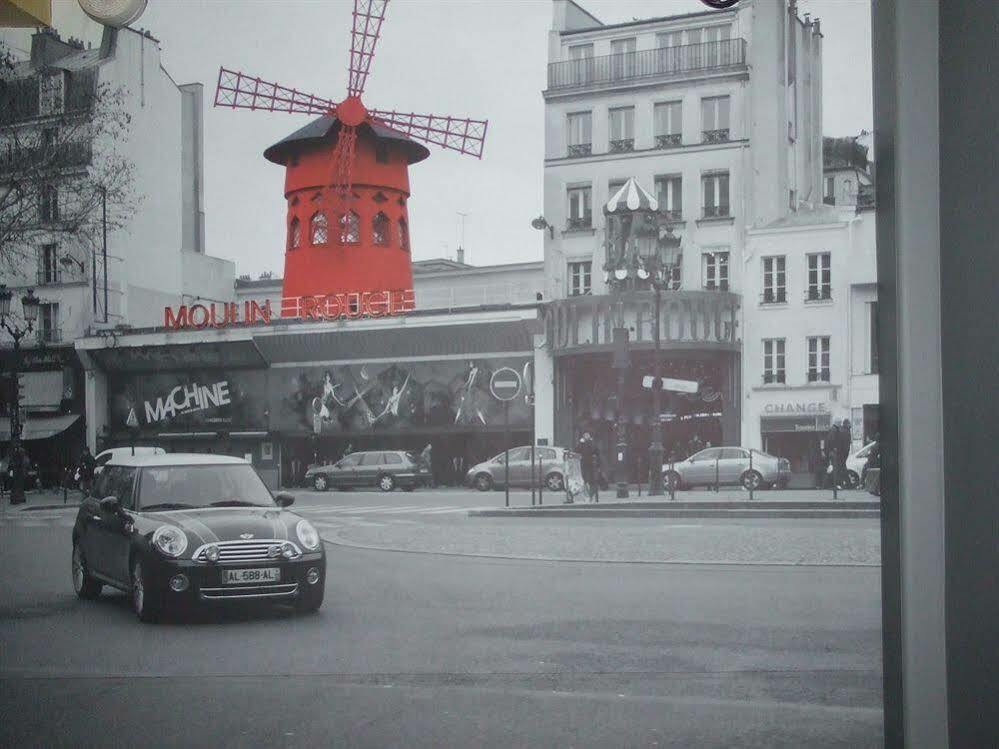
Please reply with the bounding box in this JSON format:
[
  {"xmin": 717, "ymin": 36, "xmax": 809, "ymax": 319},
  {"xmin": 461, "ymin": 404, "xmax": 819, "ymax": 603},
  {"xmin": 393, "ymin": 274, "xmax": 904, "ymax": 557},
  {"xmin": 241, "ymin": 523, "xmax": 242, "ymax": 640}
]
[{"xmin": 223, "ymin": 568, "xmax": 280, "ymax": 585}]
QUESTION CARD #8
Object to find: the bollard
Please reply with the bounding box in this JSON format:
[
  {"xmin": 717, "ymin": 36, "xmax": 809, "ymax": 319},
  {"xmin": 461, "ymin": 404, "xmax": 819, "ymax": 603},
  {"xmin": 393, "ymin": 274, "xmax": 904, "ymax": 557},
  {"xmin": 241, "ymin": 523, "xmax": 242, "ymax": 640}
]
[
  {"xmin": 669, "ymin": 457, "xmax": 676, "ymax": 502},
  {"xmin": 714, "ymin": 456, "xmax": 720, "ymax": 493},
  {"xmin": 530, "ymin": 443, "xmax": 536, "ymax": 507},
  {"xmin": 748, "ymin": 449, "xmax": 755, "ymax": 502}
]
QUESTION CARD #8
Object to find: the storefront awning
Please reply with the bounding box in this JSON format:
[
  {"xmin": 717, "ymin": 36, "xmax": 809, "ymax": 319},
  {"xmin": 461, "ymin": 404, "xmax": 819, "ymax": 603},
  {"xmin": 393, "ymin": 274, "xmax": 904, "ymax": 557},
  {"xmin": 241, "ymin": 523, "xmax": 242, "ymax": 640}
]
[
  {"xmin": 0, "ymin": 414, "xmax": 80, "ymax": 442},
  {"xmin": 88, "ymin": 339, "xmax": 267, "ymax": 373},
  {"xmin": 761, "ymin": 414, "xmax": 832, "ymax": 433}
]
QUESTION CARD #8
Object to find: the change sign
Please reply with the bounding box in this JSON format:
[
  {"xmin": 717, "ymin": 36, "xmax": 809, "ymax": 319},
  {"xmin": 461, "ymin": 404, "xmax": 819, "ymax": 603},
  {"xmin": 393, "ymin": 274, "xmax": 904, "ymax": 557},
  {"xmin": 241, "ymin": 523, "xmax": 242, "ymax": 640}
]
[{"xmin": 490, "ymin": 367, "xmax": 522, "ymax": 402}]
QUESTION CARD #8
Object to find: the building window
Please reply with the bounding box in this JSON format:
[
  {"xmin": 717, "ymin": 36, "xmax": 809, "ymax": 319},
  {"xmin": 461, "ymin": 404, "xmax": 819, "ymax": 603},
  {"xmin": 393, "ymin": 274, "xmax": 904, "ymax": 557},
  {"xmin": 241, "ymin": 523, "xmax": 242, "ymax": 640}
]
[
  {"xmin": 702, "ymin": 251, "xmax": 729, "ymax": 291},
  {"xmin": 654, "ymin": 31, "xmax": 684, "ymax": 73},
  {"xmin": 372, "ymin": 212, "xmax": 390, "ymax": 246},
  {"xmin": 807, "ymin": 336, "xmax": 831, "ymax": 382},
  {"xmin": 566, "ymin": 186, "xmax": 592, "ymax": 230},
  {"xmin": 39, "ymin": 72, "xmax": 64, "ymax": 116},
  {"xmin": 610, "ymin": 37, "xmax": 637, "ymax": 79},
  {"xmin": 38, "ymin": 302, "xmax": 59, "ymax": 344},
  {"xmin": 806, "ymin": 252, "xmax": 832, "ymax": 300},
  {"xmin": 653, "ymin": 101, "xmax": 682, "ymax": 148},
  {"xmin": 762, "ymin": 256, "xmax": 786, "ymax": 303},
  {"xmin": 824, "ymin": 176, "xmax": 836, "ymax": 205},
  {"xmin": 38, "ymin": 243, "xmax": 60, "ymax": 285},
  {"xmin": 398, "ymin": 217, "xmax": 410, "ymax": 252},
  {"xmin": 568, "ymin": 43, "xmax": 594, "ymax": 84},
  {"xmin": 666, "ymin": 255, "xmax": 683, "ymax": 290},
  {"xmin": 654, "ymin": 175, "xmax": 682, "ymax": 221},
  {"xmin": 309, "ymin": 212, "xmax": 328, "ymax": 245},
  {"xmin": 568, "ymin": 261, "xmax": 592, "ymax": 296},
  {"xmin": 701, "ymin": 172, "xmax": 730, "ymax": 218},
  {"xmin": 40, "ymin": 184, "xmax": 58, "ymax": 223},
  {"xmin": 701, "ymin": 96, "xmax": 730, "ymax": 142},
  {"xmin": 339, "ymin": 211, "xmax": 361, "ymax": 244},
  {"xmin": 566, "ymin": 111, "xmax": 592, "ymax": 157},
  {"xmin": 288, "ymin": 217, "xmax": 301, "ymax": 249},
  {"xmin": 703, "ymin": 24, "xmax": 733, "ymax": 66},
  {"xmin": 608, "ymin": 106, "xmax": 635, "ymax": 152},
  {"xmin": 869, "ymin": 301, "xmax": 880, "ymax": 374},
  {"xmin": 763, "ymin": 338, "xmax": 786, "ymax": 384}
]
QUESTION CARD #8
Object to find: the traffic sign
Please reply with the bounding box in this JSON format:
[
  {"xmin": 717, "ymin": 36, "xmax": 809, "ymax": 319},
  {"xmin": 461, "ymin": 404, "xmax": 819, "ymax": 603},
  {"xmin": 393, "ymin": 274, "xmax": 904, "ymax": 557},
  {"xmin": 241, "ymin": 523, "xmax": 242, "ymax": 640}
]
[
  {"xmin": 490, "ymin": 367, "xmax": 522, "ymax": 402},
  {"xmin": 642, "ymin": 375, "xmax": 699, "ymax": 393},
  {"xmin": 125, "ymin": 407, "xmax": 139, "ymax": 428}
]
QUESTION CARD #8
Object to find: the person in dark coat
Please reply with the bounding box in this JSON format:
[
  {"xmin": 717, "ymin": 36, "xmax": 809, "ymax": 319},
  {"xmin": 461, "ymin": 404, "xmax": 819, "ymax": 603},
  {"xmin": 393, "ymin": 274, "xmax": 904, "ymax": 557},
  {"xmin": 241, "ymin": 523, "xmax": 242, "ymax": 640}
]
[
  {"xmin": 78, "ymin": 446, "xmax": 96, "ymax": 494},
  {"xmin": 577, "ymin": 433, "xmax": 600, "ymax": 503},
  {"xmin": 825, "ymin": 423, "xmax": 841, "ymax": 488},
  {"xmin": 837, "ymin": 419, "xmax": 853, "ymax": 487},
  {"xmin": 810, "ymin": 439, "xmax": 827, "ymax": 489}
]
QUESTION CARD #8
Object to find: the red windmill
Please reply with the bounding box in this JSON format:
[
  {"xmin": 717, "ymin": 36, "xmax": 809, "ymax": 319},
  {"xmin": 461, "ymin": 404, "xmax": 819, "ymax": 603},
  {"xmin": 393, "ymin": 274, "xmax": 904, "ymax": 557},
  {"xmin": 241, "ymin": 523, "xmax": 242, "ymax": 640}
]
[{"xmin": 213, "ymin": 0, "xmax": 488, "ymax": 314}]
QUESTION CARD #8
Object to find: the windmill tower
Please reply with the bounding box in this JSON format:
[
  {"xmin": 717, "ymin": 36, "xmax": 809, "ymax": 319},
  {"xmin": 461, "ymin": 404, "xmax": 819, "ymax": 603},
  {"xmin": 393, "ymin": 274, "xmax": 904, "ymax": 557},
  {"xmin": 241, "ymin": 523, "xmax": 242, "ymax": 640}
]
[{"xmin": 213, "ymin": 0, "xmax": 488, "ymax": 312}]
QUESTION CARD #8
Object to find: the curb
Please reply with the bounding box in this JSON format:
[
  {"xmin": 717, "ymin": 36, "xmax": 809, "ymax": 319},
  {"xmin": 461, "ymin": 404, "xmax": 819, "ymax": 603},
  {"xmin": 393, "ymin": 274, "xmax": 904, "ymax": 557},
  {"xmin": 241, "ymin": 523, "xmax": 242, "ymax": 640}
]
[
  {"xmin": 468, "ymin": 508, "xmax": 880, "ymax": 519},
  {"xmin": 319, "ymin": 532, "xmax": 881, "ymax": 568},
  {"xmin": 16, "ymin": 504, "xmax": 81, "ymax": 512}
]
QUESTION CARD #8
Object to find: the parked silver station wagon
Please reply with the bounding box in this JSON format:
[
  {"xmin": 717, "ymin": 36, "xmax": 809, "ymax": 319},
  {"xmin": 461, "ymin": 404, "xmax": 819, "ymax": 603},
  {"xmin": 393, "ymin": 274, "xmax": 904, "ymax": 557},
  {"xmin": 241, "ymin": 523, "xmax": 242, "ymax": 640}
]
[
  {"xmin": 306, "ymin": 450, "xmax": 430, "ymax": 492},
  {"xmin": 663, "ymin": 447, "xmax": 791, "ymax": 490}
]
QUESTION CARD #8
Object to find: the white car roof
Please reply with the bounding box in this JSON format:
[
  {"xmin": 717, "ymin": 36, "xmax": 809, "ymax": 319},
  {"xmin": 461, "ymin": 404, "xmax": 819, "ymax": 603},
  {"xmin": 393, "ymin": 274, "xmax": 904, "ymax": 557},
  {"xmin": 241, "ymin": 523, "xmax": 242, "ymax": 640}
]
[{"xmin": 105, "ymin": 453, "xmax": 249, "ymax": 468}]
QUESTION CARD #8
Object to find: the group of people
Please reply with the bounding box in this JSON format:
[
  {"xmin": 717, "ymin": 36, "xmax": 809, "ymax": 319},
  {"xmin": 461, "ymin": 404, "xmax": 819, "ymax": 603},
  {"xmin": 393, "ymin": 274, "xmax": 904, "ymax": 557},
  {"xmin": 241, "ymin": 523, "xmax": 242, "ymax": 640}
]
[
  {"xmin": 813, "ymin": 419, "xmax": 858, "ymax": 489},
  {"xmin": 1, "ymin": 445, "xmax": 97, "ymax": 500}
]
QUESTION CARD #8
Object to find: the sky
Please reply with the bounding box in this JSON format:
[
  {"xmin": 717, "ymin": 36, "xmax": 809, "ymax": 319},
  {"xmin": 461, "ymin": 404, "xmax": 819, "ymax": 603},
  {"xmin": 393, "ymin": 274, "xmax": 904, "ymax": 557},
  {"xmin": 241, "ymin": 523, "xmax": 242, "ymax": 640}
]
[{"xmin": 15, "ymin": 0, "xmax": 873, "ymax": 277}]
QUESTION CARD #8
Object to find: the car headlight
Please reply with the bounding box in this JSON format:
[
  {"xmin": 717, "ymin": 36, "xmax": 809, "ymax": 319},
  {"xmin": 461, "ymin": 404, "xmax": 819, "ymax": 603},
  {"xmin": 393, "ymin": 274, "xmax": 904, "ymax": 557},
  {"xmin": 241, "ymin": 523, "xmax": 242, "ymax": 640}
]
[
  {"xmin": 152, "ymin": 525, "xmax": 188, "ymax": 558},
  {"xmin": 296, "ymin": 519, "xmax": 320, "ymax": 551}
]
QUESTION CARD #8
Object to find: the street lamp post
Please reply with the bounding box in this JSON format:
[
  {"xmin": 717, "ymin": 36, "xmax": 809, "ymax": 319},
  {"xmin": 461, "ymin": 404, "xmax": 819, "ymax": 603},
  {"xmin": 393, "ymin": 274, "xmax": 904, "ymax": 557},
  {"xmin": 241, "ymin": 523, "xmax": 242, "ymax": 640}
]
[
  {"xmin": 639, "ymin": 225, "xmax": 683, "ymax": 496},
  {"xmin": 0, "ymin": 285, "xmax": 41, "ymax": 505}
]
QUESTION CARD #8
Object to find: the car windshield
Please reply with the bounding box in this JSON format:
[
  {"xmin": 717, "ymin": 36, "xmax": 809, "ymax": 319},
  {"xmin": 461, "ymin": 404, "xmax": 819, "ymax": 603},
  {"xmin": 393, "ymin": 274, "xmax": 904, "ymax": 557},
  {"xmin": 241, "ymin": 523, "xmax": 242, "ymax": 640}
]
[{"xmin": 138, "ymin": 464, "xmax": 274, "ymax": 511}]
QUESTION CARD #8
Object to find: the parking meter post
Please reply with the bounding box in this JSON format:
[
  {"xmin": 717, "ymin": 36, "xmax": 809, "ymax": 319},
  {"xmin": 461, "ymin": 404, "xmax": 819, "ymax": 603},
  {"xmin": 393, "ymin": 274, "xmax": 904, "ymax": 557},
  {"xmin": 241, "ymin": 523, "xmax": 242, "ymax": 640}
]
[
  {"xmin": 715, "ymin": 456, "xmax": 720, "ymax": 492},
  {"xmin": 669, "ymin": 455, "xmax": 675, "ymax": 502},
  {"xmin": 749, "ymin": 449, "xmax": 754, "ymax": 502},
  {"xmin": 530, "ymin": 443, "xmax": 536, "ymax": 507},
  {"xmin": 832, "ymin": 448, "xmax": 838, "ymax": 500},
  {"xmin": 504, "ymin": 401, "xmax": 510, "ymax": 508},
  {"xmin": 538, "ymin": 453, "xmax": 543, "ymax": 505}
]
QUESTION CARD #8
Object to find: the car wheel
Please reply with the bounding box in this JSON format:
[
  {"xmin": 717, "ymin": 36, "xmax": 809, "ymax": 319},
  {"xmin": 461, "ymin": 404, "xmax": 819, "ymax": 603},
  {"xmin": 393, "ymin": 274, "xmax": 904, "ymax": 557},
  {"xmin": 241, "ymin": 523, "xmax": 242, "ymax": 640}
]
[
  {"xmin": 377, "ymin": 474, "xmax": 396, "ymax": 492},
  {"xmin": 72, "ymin": 543, "xmax": 102, "ymax": 600},
  {"xmin": 741, "ymin": 470, "xmax": 764, "ymax": 491},
  {"xmin": 847, "ymin": 471, "xmax": 861, "ymax": 489},
  {"xmin": 545, "ymin": 472, "xmax": 564, "ymax": 491},
  {"xmin": 663, "ymin": 471, "xmax": 682, "ymax": 491},
  {"xmin": 295, "ymin": 580, "xmax": 325, "ymax": 614},
  {"xmin": 474, "ymin": 473, "xmax": 493, "ymax": 492},
  {"xmin": 313, "ymin": 474, "xmax": 329, "ymax": 492},
  {"xmin": 131, "ymin": 559, "xmax": 161, "ymax": 624}
]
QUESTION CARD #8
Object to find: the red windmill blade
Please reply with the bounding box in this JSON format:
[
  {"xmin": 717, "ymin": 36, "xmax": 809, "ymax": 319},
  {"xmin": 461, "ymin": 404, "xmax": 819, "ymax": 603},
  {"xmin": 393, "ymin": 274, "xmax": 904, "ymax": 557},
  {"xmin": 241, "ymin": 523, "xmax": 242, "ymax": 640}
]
[{"xmin": 213, "ymin": 0, "xmax": 487, "ymax": 203}]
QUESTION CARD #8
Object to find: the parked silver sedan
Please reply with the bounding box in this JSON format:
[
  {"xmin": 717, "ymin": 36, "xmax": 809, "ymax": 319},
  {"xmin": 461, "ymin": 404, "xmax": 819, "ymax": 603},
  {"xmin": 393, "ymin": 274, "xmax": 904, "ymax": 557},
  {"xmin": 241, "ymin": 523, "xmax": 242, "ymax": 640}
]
[
  {"xmin": 464, "ymin": 446, "xmax": 570, "ymax": 491},
  {"xmin": 662, "ymin": 447, "xmax": 790, "ymax": 491}
]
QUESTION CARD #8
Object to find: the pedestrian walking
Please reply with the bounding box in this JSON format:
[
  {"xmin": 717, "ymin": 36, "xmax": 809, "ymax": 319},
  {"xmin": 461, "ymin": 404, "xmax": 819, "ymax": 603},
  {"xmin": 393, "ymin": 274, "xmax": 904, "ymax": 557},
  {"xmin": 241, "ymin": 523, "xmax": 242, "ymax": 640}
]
[
  {"xmin": 420, "ymin": 443, "xmax": 435, "ymax": 487},
  {"xmin": 810, "ymin": 439, "xmax": 826, "ymax": 489},
  {"xmin": 688, "ymin": 434, "xmax": 704, "ymax": 457},
  {"xmin": 577, "ymin": 433, "xmax": 600, "ymax": 503},
  {"xmin": 838, "ymin": 419, "xmax": 853, "ymax": 486},
  {"xmin": 78, "ymin": 446, "xmax": 96, "ymax": 495}
]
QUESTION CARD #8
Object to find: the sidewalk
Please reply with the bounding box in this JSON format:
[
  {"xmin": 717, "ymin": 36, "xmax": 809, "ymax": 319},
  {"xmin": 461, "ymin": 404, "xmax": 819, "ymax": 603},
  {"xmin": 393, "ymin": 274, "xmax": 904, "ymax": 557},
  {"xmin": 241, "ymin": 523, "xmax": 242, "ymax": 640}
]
[{"xmin": 0, "ymin": 487, "xmax": 84, "ymax": 515}]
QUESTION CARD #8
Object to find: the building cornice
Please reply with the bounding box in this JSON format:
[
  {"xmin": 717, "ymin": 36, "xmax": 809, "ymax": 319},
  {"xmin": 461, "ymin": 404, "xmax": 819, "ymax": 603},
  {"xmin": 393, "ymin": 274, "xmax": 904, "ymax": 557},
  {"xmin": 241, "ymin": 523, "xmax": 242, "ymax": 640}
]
[{"xmin": 546, "ymin": 138, "xmax": 748, "ymax": 167}]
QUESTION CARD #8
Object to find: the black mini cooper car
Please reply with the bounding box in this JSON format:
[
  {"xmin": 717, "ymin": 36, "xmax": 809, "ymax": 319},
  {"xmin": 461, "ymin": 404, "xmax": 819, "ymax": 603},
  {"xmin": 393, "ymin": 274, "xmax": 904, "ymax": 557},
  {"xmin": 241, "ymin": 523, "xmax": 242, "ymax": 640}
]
[{"xmin": 72, "ymin": 454, "xmax": 326, "ymax": 622}]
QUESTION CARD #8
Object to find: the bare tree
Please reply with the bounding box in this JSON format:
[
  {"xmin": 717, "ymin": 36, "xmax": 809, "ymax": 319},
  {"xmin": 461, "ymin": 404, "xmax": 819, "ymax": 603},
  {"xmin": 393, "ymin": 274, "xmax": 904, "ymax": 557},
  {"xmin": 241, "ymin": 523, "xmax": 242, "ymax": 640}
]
[{"xmin": 0, "ymin": 38, "xmax": 139, "ymax": 297}]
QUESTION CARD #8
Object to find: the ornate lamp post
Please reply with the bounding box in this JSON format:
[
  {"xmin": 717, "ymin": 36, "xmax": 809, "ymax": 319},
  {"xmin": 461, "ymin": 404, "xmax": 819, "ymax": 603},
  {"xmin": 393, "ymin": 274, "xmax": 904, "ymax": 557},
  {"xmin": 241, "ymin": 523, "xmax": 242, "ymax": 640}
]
[
  {"xmin": 1, "ymin": 285, "xmax": 41, "ymax": 505},
  {"xmin": 603, "ymin": 178, "xmax": 660, "ymax": 498},
  {"xmin": 637, "ymin": 225, "xmax": 683, "ymax": 495}
]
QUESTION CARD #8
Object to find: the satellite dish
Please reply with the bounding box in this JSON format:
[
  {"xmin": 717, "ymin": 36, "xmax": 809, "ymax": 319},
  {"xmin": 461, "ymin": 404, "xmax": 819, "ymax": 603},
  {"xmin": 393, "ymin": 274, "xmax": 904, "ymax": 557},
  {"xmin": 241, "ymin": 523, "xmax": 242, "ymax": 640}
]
[{"xmin": 78, "ymin": 0, "xmax": 148, "ymax": 28}]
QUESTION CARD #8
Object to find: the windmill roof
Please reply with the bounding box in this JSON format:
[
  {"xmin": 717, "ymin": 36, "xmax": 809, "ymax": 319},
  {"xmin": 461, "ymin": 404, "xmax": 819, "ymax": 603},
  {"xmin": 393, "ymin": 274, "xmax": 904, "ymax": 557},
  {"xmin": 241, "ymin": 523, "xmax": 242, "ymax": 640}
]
[
  {"xmin": 263, "ymin": 115, "xmax": 430, "ymax": 166},
  {"xmin": 605, "ymin": 177, "xmax": 659, "ymax": 214}
]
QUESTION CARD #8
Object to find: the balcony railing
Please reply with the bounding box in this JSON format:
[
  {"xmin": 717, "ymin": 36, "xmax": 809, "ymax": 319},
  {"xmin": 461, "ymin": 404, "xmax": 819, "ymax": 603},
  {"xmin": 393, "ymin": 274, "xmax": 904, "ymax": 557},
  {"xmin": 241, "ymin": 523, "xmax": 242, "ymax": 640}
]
[
  {"xmin": 705, "ymin": 281, "xmax": 730, "ymax": 292},
  {"xmin": 655, "ymin": 133, "xmax": 682, "ymax": 149},
  {"xmin": 548, "ymin": 39, "xmax": 747, "ymax": 91},
  {"xmin": 762, "ymin": 373, "xmax": 786, "ymax": 385},
  {"xmin": 702, "ymin": 205, "xmax": 731, "ymax": 219},
  {"xmin": 805, "ymin": 287, "xmax": 833, "ymax": 302},
  {"xmin": 37, "ymin": 269, "xmax": 62, "ymax": 286},
  {"xmin": 566, "ymin": 143, "xmax": 592, "ymax": 158},
  {"xmin": 761, "ymin": 290, "xmax": 787, "ymax": 304},
  {"xmin": 702, "ymin": 128, "xmax": 731, "ymax": 143},
  {"xmin": 608, "ymin": 138, "xmax": 634, "ymax": 153},
  {"xmin": 657, "ymin": 209, "xmax": 683, "ymax": 223},
  {"xmin": 565, "ymin": 217, "xmax": 593, "ymax": 231}
]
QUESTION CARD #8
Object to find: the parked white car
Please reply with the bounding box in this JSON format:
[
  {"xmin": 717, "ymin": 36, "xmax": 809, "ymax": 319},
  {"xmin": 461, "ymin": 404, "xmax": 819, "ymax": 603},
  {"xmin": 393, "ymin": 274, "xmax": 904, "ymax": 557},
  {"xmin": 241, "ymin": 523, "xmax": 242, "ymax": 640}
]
[
  {"xmin": 846, "ymin": 442, "xmax": 877, "ymax": 489},
  {"xmin": 94, "ymin": 446, "xmax": 165, "ymax": 476}
]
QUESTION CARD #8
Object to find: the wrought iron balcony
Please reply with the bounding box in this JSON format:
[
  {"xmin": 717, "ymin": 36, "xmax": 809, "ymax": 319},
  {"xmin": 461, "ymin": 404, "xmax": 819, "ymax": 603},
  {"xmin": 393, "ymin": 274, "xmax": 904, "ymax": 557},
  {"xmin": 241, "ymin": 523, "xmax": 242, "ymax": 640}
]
[
  {"xmin": 547, "ymin": 39, "xmax": 747, "ymax": 92},
  {"xmin": 37, "ymin": 270, "xmax": 62, "ymax": 286},
  {"xmin": 655, "ymin": 133, "xmax": 682, "ymax": 149},
  {"xmin": 609, "ymin": 138, "xmax": 634, "ymax": 153},
  {"xmin": 805, "ymin": 287, "xmax": 833, "ymax": 302},
  {"xmin": 704, "ymin": 281, "xmax": 730, "ymax": 292},
  {"xmin": 760, "ymin": 290, "xmax": 787, "ymax": 304},
  {"xmin": 702, "ymin": 129, "xmax": 730, "ymax": 143},
  {"xmin": 701, "ymin": 205, "xmax": 731, "ymax": 219},
  {"xmin": 565, "ymin": 217, "xmax": 593, "ymax": 231},
  {"xmin": 566, "ymin": 143, "xmax": 592, "ymax": 158}
]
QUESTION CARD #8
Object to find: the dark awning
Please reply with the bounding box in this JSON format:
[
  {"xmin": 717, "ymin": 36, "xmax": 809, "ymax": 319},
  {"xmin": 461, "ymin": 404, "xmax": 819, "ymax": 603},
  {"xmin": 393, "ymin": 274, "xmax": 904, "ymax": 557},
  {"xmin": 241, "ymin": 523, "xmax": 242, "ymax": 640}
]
[
  {"xmin": 87, "ymin": 339, "xmax": 266, "ymax": 373},
  {"xmin": 0, "ymin": 414, "xmax": 80, "ymax": 442}
]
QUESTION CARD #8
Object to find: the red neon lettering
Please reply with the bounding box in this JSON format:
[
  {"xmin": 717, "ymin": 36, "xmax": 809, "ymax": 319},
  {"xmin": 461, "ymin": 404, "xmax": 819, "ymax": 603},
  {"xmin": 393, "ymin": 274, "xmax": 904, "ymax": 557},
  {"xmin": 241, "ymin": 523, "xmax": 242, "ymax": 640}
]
[
  {"xmin": 250, "ymin": 299, "xmax": 272, "ymax": 325},
  {"xmin": 188, "ymin": 304, "xmax": 210, "ymax": 329},
  {"xmin": 164, "ymin": 305, "xmax": 188, "ymax": 329},
  {"xmin": 365, "ymin": 291, "xmax": 389, "ymax": 318}
]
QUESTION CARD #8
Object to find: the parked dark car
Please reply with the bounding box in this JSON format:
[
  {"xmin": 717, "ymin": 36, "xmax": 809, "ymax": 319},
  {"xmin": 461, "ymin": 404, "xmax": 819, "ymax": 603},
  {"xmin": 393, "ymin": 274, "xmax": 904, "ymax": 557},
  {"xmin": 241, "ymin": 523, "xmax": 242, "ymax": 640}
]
[
  {"xmin": 305, "ymin": 450, "xmax": 430, "ymax": 492},
  {"xmin": 72, "ymin": 454, "xmax": 326, "ymax": 623}
]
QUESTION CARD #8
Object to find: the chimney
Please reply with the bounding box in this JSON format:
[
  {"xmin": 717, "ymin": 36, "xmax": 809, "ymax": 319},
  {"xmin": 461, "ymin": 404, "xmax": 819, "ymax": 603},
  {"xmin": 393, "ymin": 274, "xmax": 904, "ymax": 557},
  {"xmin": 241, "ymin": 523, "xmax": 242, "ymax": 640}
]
[
  {"xmin": 30, "ymin": 29, "xmax": 76, "ymax": 68},
  {"xmin": 456, "ymin": 246, "xmax": 465, "ymax": 264}
]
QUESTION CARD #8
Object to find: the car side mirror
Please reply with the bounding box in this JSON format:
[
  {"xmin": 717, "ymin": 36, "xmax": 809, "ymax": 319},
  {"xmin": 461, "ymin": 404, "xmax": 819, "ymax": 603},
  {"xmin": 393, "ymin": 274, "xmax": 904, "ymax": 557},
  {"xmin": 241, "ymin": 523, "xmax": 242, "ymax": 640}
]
[
  {"xmin": 99, "ymin": 496, "xmax": 120, "ymax": 514},
  {"xmin": 274, "ymin": 492, "xmax": 295, "ymax": 508}
]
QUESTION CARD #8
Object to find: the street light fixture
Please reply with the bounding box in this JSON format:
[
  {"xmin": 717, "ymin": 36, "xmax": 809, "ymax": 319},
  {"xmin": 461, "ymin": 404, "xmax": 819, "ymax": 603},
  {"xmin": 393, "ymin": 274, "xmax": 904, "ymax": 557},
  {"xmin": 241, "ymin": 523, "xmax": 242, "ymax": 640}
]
[{"xmin": 0, "ymin": 285, "xmax": 40, "ymax": 505}]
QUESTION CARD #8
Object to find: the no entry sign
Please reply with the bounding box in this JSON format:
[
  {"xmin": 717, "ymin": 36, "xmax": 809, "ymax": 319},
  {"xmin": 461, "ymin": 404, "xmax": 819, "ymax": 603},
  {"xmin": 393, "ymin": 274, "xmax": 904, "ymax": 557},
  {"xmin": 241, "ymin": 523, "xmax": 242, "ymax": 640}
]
[{"xmin": 490, "ymin": 367, "xmax": 522, "ymax": 402}]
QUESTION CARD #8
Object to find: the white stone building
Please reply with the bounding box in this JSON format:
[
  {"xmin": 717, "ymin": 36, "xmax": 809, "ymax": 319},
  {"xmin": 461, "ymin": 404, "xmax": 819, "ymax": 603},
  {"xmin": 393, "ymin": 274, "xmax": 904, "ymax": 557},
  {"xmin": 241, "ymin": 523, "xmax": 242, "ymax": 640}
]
[{"xmin": 537, "ymin": 0, "xmax": 824, "ymax": 470}]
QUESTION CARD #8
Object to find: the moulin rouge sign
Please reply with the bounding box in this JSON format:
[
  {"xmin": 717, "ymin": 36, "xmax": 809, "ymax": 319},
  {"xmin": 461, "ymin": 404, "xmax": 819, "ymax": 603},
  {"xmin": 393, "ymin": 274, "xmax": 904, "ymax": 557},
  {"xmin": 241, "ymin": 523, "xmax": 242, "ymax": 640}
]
[{"xmin": 164, "ymin": 290, "xmax": 416, "ymax": 330}]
